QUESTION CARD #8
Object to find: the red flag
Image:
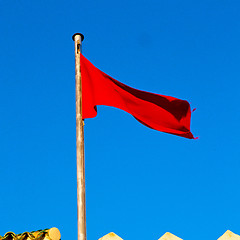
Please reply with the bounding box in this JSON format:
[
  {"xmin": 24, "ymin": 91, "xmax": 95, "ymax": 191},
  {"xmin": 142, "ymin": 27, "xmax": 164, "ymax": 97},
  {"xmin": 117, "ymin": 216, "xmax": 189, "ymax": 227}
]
[{"xmin": 80, "ymin": 54, "xmax": 195, "ymax": 139}]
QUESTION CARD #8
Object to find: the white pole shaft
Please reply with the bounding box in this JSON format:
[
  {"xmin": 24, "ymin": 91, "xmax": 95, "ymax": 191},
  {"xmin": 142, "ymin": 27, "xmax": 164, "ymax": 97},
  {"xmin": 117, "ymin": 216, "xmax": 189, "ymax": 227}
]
[{"xmin": 73, "ymin": 33, "xmax": 86, "ymax": 240}]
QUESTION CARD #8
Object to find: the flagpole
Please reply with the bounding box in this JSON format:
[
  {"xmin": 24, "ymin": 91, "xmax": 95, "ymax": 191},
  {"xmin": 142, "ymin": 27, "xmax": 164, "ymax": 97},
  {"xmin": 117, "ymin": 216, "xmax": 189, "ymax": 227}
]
[{"xmin": 72, "ymin": 33, "xmax": 86, "ymax": 240}]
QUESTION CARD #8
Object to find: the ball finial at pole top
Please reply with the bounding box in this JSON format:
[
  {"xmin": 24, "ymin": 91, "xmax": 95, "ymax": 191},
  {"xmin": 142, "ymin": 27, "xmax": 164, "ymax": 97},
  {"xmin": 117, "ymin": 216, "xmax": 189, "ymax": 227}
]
[{"xmin": 72, "ymin": 33, "xmax": 84, "ymax": 41}]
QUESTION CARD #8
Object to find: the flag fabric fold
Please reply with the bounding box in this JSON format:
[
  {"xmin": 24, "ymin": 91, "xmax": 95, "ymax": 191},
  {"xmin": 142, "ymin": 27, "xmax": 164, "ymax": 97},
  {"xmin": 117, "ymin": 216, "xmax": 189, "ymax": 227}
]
[{"xmin": 80, "ymin": 53, "xmax": 195, "ymax": 139}]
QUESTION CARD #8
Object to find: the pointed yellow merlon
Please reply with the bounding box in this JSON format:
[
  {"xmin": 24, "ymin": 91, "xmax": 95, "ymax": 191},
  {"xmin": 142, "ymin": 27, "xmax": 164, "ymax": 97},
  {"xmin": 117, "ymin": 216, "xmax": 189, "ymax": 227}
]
[
  {"xmin": 218, "ymin": 230, "xmax": 240, "ymax": 240},
  {"xmin": 158, "ymin": 232, "xmax": 183, "ymax": 240},
  {"xmin": 98, "ymin": 232, "xmax": 123, "ymax": 240}
]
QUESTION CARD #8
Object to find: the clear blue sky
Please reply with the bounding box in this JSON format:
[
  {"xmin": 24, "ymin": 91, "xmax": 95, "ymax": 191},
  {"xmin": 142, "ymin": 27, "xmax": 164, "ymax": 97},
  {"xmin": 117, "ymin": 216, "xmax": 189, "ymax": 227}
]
[{"xmin": 0, "ymin": 0, "xmax": 240, "ymax": 240}]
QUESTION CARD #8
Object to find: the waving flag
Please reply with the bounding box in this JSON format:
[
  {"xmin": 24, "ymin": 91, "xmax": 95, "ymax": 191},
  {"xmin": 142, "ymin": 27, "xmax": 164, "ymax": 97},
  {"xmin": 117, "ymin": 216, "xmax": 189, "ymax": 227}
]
[{"xmin": 80, "ymin": 54, "xmax": 195, "ymax": 139}]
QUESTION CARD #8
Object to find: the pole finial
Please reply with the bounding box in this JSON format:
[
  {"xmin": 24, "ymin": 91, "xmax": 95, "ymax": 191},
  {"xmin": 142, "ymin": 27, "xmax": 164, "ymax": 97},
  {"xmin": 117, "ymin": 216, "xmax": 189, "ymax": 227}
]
[{"xmin": 72, "ymin": 33, "xmax": 84, "ymax": 41}]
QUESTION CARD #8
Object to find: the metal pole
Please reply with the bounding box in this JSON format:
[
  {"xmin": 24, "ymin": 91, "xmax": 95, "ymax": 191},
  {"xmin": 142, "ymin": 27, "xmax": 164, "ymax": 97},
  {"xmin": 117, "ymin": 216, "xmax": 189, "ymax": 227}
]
[{"xmin": 72, "ymin": 33, "xmax": 86, "ymax": 240}]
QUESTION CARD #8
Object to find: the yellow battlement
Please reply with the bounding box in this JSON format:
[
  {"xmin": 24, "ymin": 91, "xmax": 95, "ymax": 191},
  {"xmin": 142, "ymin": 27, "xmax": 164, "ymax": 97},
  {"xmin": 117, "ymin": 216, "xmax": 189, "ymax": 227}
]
[{"xmin": 98, "ymin": 230, "xmax": 240, "ymax": 240}]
